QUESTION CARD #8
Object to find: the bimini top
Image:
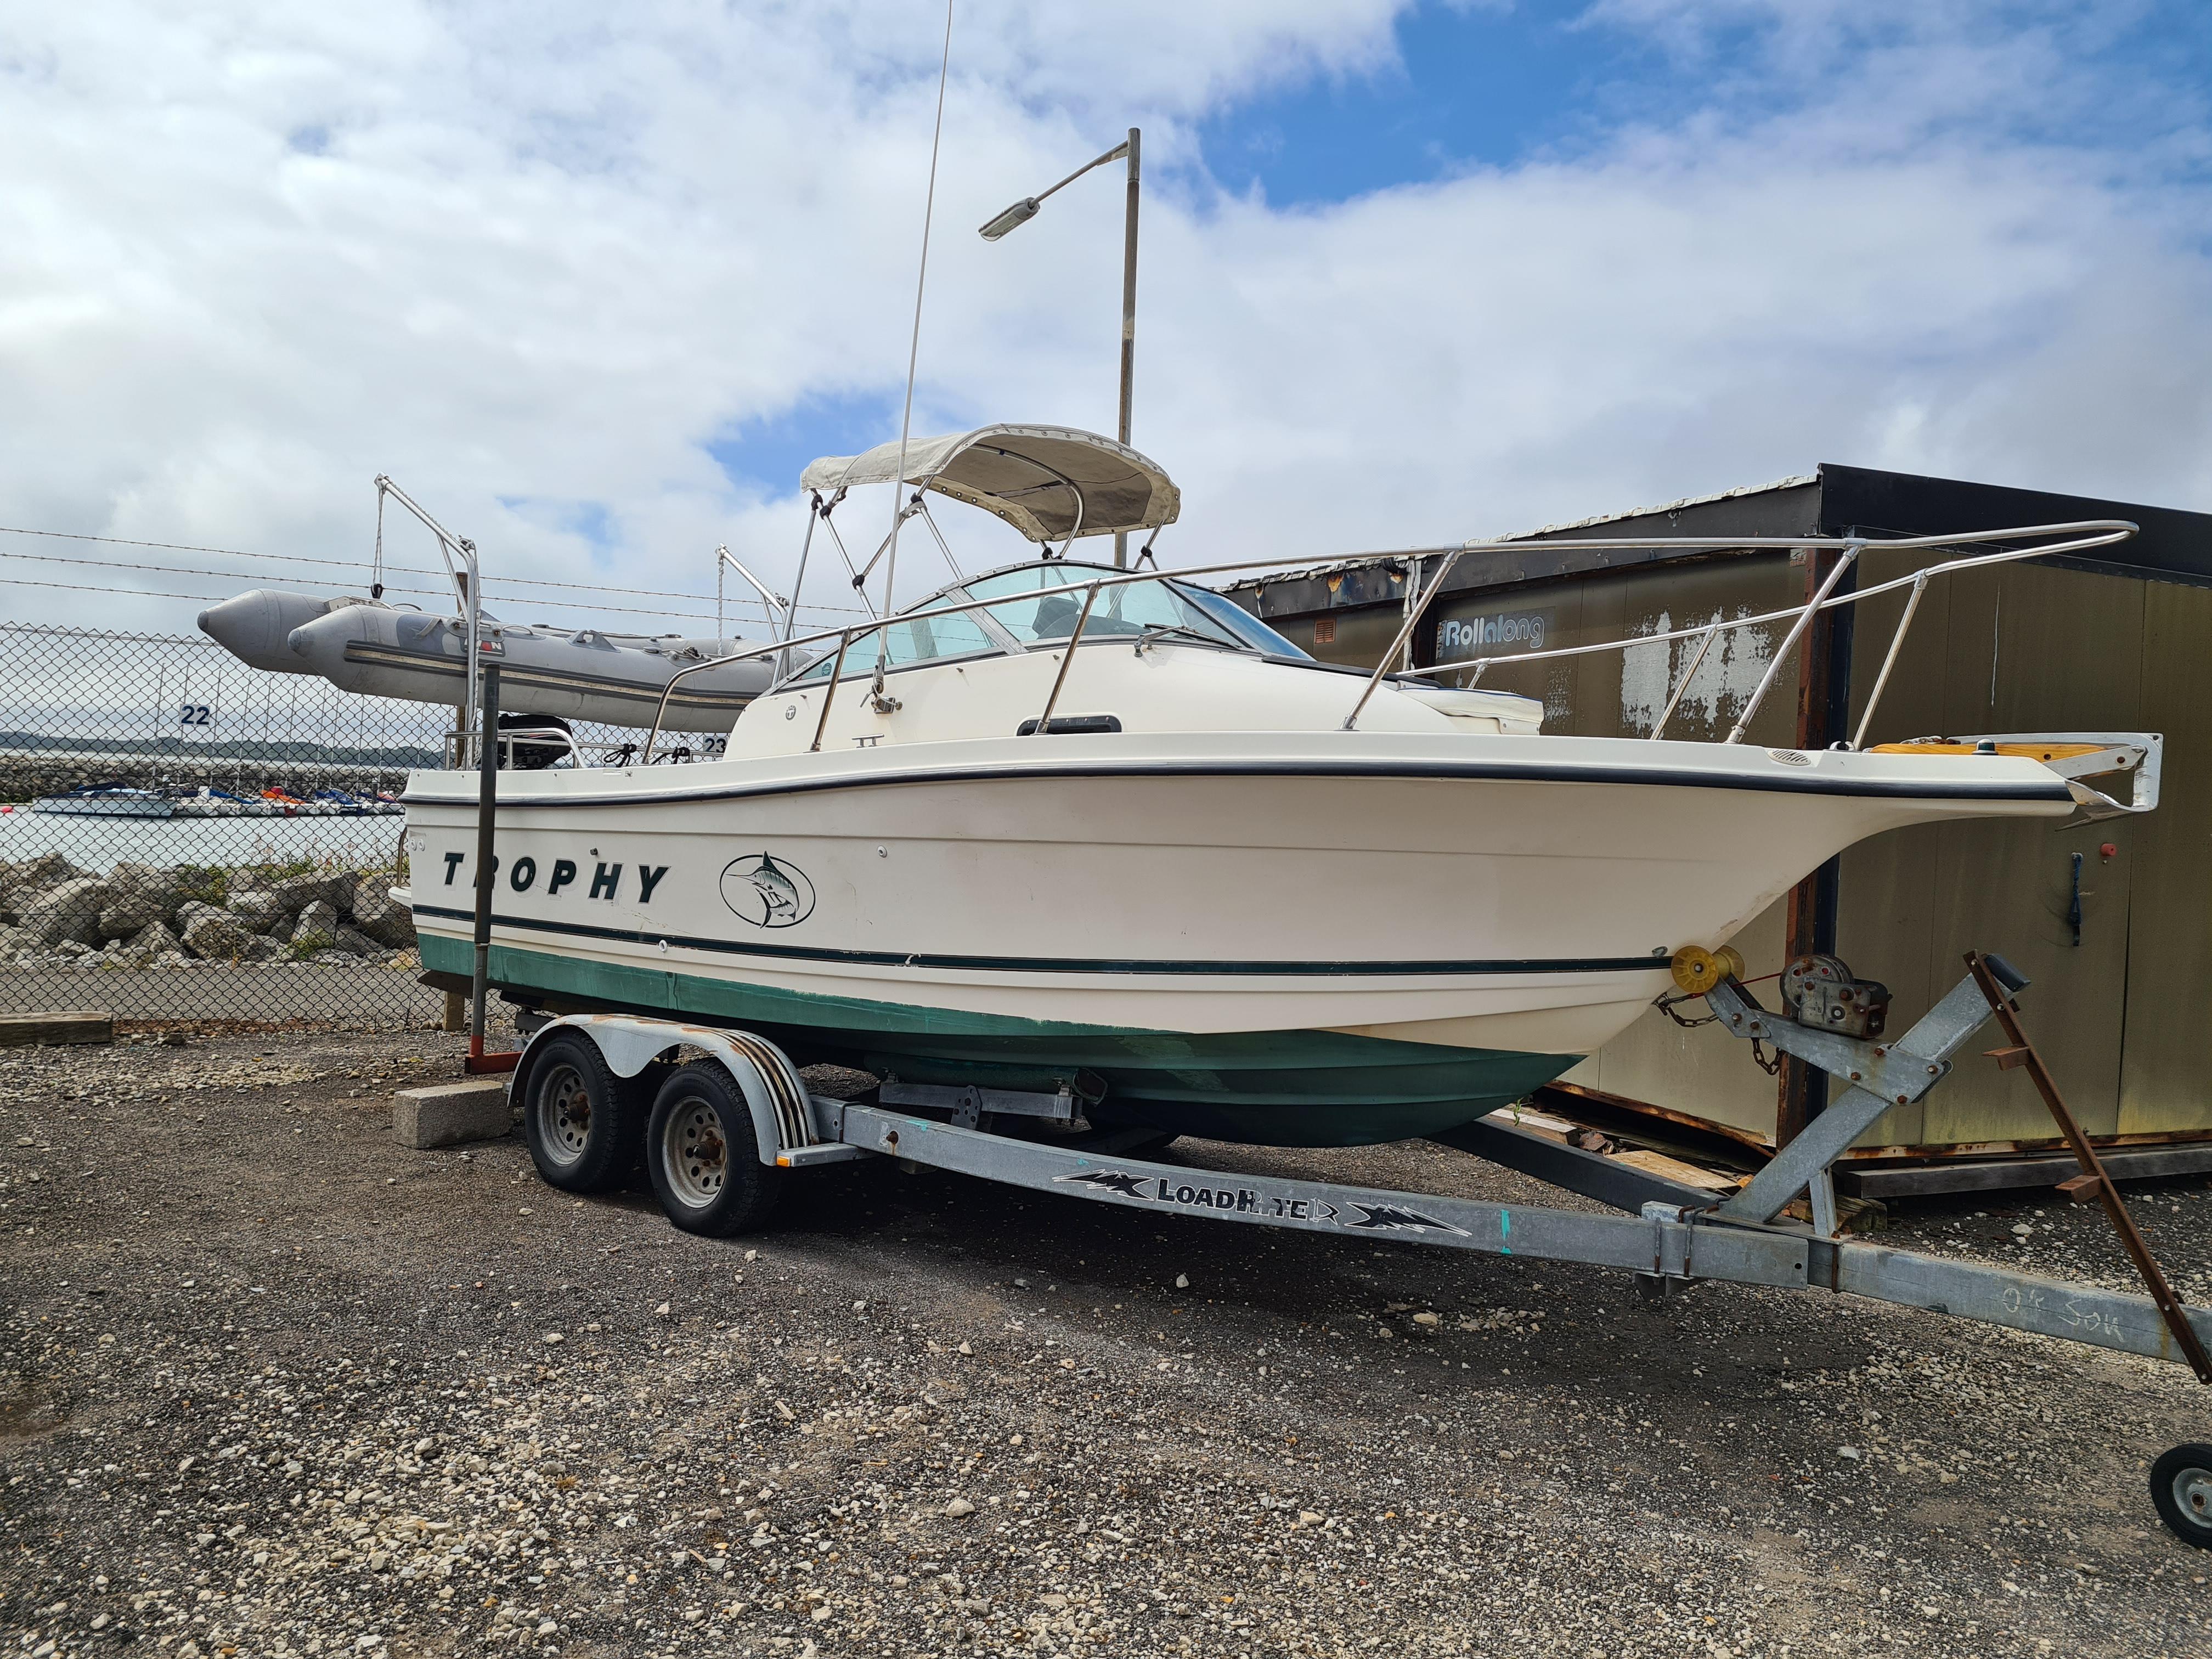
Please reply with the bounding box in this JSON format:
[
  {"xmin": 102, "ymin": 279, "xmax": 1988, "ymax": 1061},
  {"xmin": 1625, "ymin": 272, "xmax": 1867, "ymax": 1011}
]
[{"xmin": 798, "ymin": 424, "xmax": 1180, "ymax": 544}]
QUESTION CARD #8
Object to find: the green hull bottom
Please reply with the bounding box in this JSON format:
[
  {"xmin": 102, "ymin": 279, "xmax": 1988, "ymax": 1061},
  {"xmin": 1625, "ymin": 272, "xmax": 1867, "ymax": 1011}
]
[{"xmin": 428, "ymin": 937, "xmax": 1581, "ymax": 1148}]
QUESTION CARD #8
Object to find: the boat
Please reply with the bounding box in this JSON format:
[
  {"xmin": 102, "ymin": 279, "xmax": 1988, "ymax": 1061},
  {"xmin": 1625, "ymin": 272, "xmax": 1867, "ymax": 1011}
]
[
  {"xmin": 167, "ymin": 787, "xmax": 251, "ymax": 819},
  {"xmin": 397, "ymin": 424, "xmax": 2154, "ymax": 1148},
  {"xmin": 196, "ymin": 590, "xmax": 779, "ymax": 732},
  {"xmin": 30, "ymin": 785, "xmax": 175, "ymax": 819}
]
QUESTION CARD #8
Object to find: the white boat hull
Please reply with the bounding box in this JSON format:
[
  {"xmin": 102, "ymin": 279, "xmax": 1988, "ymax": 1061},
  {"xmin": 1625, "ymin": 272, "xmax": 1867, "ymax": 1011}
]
[{"xmin": 402, "ymin": 731, "xmax": 2073, "ymax": 1144}]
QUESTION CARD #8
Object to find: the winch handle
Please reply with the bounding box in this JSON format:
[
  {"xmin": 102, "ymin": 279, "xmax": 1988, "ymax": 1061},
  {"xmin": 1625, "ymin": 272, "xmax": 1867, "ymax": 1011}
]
[{"xmin": 1982, "ymin": 952, "xmax": 2030, "ymax": 997}]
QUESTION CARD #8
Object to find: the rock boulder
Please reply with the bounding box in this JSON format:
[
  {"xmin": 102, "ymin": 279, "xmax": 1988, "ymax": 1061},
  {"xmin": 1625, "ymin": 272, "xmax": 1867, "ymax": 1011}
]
[
  {"xmin": 16, "ymin": 877, "xmax": 112, "ymax": 947},
  {"xmin": 98, "ymin": 862, "xmax": 193, "ymax": 938},
  {"xmin": 226, "ymin": 890, "xmax": 289, "ymax": 932},
  {"xmin": 269, "ymin": 873, "xmax": 345, "ymax": 918},
  {"xmin": 348, "ymin": 884, "xmax": 417, "ymax": 947},
  {"xmin": 120, "ymin": 919, "xmax": 184, "ymax": 964},
  {"xmin": 177, "ymin": 900, "xmax": 254, "ymax": 962},
  {"xmin": 291, "ymin": 901, "xmax": 340, "ymax": 952}
]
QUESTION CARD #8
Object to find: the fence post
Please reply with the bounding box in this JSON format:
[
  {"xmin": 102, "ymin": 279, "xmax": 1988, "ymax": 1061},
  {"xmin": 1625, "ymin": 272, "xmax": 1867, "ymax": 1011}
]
[{"xmin": 469, "ymin": 665, "xmax": 500, "ymax": 1063}]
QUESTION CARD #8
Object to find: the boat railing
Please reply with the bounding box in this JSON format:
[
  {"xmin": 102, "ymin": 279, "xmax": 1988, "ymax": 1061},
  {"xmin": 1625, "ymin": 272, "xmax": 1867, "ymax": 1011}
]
[
  {"xmin": 637, "ymin": 519, "xmax": 2137, "ymax": 761},
  {"xmin": 443, "ymin": 726, "xmax": 691, "ymax": 771},
  {"xmin": 1378, "ymin": 518, "xmax": 2138, "ymax": 746}
]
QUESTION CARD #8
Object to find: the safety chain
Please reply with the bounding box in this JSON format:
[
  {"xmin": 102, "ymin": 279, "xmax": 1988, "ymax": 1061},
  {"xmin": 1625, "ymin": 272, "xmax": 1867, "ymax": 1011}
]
[{"xmin": 1652, "ymin": 990, "xmax": 1717, "ymax": 1030}]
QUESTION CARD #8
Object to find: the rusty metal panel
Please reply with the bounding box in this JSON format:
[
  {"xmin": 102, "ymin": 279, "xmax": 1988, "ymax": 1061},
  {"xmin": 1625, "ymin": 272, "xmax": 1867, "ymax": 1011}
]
[
  {"xmin": 1831, "ymin": 540, "xmax": 1959, "ymax": 1147},
  {"xmin": 1427, "ymin": 552, "xmax": 1808, "ymax": 747},
  {"xmin": 2119, "ymin": 581, "xmax": 2212, "ymax": 1133},
  {"xmin": 1265, "ymin": 604, "xmax": 1410, "ymax": 670}
]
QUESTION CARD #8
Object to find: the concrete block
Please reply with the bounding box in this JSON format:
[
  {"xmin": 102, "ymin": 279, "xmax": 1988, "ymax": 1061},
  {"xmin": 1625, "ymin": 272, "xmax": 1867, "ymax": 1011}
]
[{"xmin": 394, "ymin": 1077, "xmax": 514, "ymax": 1149}]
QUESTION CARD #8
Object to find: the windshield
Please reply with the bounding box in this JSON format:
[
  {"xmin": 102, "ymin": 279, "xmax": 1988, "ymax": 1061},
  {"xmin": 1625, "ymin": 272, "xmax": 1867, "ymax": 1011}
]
[
  {"xmin": 790, "ymin": 607, "xmax": 999, "ymax": 681},
  {"xmin": 955, "ymin": 565, "xmax": 1244, "ymax": 647},
  {"xmin": 1176, "ymin": 585, "xmax": 1312, "ymax": 658},
  {"xmin": 786, "ymin": 561, "xmax": 1308, "ymax": 684}
]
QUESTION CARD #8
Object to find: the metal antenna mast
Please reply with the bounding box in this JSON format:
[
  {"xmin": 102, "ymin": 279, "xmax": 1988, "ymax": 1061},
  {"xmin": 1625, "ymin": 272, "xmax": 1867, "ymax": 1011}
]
[{"xmin": 873, "ymin": 0, "xmax": 956, "ymax": 710}]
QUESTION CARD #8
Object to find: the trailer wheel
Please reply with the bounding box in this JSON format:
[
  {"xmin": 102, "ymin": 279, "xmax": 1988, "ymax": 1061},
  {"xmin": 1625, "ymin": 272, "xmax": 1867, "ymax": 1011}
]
[
  {"xmin": 523, "ymin": 1033, "xmax": 639, "ymax": 1194},
  {"xmin": 646, "ymin": 1062, "xmax": 783, "ymax": 1237},
  {"xmin": 2151, "ymin": 1443, "xmax": 2212, "ymax": 1549}
]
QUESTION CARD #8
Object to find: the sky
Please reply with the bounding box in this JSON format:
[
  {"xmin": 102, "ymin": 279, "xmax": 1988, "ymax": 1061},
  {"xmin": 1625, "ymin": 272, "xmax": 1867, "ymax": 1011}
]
[{"xmin": 3, "ymin": 0, "xmax": 2209, "ymax": 637}]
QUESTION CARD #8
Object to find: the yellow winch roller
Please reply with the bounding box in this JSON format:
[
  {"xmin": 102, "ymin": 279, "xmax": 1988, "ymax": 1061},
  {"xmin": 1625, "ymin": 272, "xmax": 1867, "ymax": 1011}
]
[{"xmin": 1669, "ymin": 943, "xmax": 1746, "ymax": 995}]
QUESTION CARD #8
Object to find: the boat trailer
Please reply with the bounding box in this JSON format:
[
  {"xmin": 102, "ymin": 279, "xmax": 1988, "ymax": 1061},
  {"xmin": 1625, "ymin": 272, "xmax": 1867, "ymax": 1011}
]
[{"xmin": 504, "ymin": 949, "xmax": 2212, "ymax": 1549}]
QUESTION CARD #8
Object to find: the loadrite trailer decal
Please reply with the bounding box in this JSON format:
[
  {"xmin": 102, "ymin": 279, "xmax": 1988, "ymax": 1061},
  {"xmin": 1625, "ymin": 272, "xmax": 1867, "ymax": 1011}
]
[{"xmin": 1053, "ymin": 1168, "xmax": 1469, "ymax": 1235}]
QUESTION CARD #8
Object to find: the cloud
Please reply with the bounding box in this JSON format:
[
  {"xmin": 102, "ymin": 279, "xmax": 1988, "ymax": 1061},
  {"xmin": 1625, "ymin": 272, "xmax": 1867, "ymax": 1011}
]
[{"xmin": 0, "ymin": 0, "xmax": 2205, "ymax": 642}]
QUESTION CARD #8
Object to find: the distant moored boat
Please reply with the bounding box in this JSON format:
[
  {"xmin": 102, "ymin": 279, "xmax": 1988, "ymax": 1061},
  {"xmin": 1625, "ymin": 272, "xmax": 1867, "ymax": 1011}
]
[{"xmin": 29, "ymin": 786, "xmax": 176, "ymax": 819}]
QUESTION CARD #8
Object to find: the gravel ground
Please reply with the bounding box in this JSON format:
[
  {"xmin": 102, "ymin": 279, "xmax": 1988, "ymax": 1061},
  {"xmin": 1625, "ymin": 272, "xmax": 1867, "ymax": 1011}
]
[{"xmin": 4, "ymin": 1028, "xmax": 2211, "ymax": 1658}]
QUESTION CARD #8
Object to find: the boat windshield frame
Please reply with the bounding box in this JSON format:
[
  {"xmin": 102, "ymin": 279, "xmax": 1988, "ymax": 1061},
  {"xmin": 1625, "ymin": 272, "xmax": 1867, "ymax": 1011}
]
[{"xmin": 783, "ymin": 560, "xmax": 1295, "ymax": 687}]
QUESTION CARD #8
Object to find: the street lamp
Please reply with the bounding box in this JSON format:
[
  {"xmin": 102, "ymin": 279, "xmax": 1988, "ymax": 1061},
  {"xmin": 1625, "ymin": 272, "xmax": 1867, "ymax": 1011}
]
[{"xmin": 980, "ymin": 127, "xmax": 1141, "ymax": 567}]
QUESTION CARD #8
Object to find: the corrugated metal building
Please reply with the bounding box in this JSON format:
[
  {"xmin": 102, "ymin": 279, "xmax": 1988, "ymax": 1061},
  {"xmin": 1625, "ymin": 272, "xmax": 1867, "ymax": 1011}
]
[{"xmin": 1224, "ymin": 465, "xmax": 2212, "ymax": 1171}]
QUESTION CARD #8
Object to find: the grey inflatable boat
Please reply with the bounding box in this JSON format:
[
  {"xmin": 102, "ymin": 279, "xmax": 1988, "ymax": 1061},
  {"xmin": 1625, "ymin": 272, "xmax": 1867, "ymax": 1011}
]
[{"xmin": 196, "ymin": 591, "xmax": 778, "ymax": 733}]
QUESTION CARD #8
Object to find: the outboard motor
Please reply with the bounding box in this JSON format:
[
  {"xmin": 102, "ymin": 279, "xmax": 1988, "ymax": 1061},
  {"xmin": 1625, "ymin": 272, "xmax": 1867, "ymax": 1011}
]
[{"xmin": 498, "ymin": 713, "xmax": 574, "ymax": 771}]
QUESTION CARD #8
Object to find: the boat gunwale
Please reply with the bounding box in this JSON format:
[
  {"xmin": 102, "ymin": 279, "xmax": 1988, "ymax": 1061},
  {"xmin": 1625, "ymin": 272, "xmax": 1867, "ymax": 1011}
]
[{"xmin": 399, "ymin": 751, "xmax": 2076, "ymax": 811}]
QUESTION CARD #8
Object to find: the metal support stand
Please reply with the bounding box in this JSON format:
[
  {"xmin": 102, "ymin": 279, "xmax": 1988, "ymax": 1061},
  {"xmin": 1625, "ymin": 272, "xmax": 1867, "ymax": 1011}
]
[
  {"xmin": 879, "ymin": 1079, "xmax": 1079, "ymax": 1131},
  {"xmin": 465, "ymin": 665, "xmax": 519, "ymax": 1076},
  {"xmin": 1709, "ymin": 969, "xmax": 1996, "ymax": 1229},
  {"xmin": 1964, "ymin": 951, "xmax": 2212, "ymax": 1382}
]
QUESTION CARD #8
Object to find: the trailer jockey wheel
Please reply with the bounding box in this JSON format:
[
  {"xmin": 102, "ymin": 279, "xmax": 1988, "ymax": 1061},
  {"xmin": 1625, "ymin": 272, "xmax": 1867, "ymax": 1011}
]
[
  {"xmin": 2151, "ymin": 1444, "xmax": 2212, "ymax": 1549},
  {"xmin": 522, "ymin": 1033, "xmax": 641, "ymax": 1194},
  {"xmin": 646, "ymin": 1061, "xmax": 783, "ymax": 1238}
]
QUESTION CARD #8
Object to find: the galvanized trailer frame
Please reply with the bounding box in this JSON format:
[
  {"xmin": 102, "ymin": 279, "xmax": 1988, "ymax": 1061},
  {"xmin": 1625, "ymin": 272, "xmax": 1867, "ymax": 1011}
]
[{"xmin": 507, "ymin": 951, "xmax": 2212, "ymax": 1544}]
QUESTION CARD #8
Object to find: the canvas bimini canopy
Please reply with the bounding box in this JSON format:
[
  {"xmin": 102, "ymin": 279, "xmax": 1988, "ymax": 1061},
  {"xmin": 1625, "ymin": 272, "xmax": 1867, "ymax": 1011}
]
[{"xmin": 798, "ymin": 424, "xmax": 1180, "ymax": 544}]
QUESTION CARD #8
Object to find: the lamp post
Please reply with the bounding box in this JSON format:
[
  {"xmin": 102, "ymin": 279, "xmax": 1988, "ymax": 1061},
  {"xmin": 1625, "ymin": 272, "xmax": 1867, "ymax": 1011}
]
[{"xmin": 980, "ymin": 127, "xmax": 1141, "ymax": 567}]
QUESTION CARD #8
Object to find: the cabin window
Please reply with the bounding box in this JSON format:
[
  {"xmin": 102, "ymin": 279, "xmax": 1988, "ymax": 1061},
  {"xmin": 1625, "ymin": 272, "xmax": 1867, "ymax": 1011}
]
[{"xmin": 791, "ymin": 609, "xmax": 997, "ymax": 680}]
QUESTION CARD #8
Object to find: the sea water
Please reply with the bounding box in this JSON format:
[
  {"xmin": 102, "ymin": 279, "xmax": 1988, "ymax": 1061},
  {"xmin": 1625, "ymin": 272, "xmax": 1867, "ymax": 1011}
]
[{"xmin": 0, "ymin": 810, "xmax": 402, "ymax": 876}]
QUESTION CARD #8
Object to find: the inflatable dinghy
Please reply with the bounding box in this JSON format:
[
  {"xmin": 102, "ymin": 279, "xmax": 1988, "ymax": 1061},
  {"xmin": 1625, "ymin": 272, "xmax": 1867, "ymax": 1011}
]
[{"xmin": 197, "ymin": 591, "xmax": 780, "ymax": 732}]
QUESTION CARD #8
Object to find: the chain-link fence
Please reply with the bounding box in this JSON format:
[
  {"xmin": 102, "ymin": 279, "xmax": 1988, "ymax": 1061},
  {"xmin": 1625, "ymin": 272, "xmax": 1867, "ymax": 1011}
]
[{"xmin": 0, "ymin": 621, "xmax": 453, "ymax": 1029}]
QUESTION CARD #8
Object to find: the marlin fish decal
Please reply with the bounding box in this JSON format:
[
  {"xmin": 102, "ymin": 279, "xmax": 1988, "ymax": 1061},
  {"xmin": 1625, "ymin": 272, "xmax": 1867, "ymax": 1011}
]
[
  {"xmin": 1343, "ymin": 1203, "xmax": 1469, "ymax": 1236},
  {"xmin": 720, "ymin": 852, "xmax": 817, "ymax": 929},
  {"xmin": 1053, "ymin": 1169, "xmax": 1154, "ymax": 1200},
  {"xmin": 744, "ymin": 855, "xmax": 803, "ymax": 922}
]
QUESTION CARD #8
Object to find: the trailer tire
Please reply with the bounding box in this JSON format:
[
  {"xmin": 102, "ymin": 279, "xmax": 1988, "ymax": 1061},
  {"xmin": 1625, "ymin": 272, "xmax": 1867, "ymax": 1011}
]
[
  {"xmin": 522, "ymin": 1033, "xmax": 640, "ymax": 1194},
  {"xmin": 645, "ymin": 1061, "xmax": 783, "ymax": 1237},
  {"xmin": 2151, "ymin": 1443, "xmax": 2212, "ymax": 1549}
]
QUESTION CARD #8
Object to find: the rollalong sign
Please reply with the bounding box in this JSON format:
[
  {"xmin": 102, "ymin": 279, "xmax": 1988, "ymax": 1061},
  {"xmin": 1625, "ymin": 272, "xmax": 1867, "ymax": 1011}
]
[
  {"xmin": 1053, "ymin": 1168, "xmax": 1468, "ymax": 1235},
  {"xmin": 1434, "ymin": 607, "xmax": 1552, "ymax": 662}
]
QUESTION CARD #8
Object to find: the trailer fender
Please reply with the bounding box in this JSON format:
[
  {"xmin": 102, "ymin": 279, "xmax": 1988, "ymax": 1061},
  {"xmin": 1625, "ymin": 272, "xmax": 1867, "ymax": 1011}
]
[{"xmin": 511, "ymin": 1013, "xmax": 816, "ymax": 1166}]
